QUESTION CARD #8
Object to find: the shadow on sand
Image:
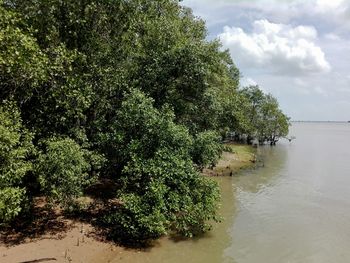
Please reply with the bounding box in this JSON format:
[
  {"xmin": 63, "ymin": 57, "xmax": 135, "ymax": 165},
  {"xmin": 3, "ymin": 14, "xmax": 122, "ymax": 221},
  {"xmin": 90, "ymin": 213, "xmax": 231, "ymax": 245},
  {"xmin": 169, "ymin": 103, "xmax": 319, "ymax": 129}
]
[{"xmin": 0, "ymin": 199, "xmax": 74, "ymax": 246}]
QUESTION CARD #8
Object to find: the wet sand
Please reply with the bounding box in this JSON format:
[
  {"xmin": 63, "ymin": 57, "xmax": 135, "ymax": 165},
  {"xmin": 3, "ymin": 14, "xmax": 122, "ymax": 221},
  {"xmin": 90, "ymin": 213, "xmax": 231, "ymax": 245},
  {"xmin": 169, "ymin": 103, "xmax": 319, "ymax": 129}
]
[{"xmin": 0, "ymin": 222, "xmax": 120, "ymax": 263}]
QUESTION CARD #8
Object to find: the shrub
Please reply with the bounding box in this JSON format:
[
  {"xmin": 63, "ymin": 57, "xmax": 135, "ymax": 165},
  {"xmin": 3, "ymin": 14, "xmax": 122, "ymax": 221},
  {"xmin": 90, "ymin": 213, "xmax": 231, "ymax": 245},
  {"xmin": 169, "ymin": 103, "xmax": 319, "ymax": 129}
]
[
  {"xmin": 192, "ymin": 131, "xmax": 223, "ymax": 169},
  {"xmin": 104, "ymin": 149, "xmax": 220, "ymax": 241},
  {"xmin": 102, "ymin": 91, "xmax": 220, "ymax": 241},
  {"xmin": 0, "ymin": 102, "xmax": 33, "ymax": 224},
  {"xmin": 0, "ymin": 187, "xmax": 26, "ymax": 225},
  {"xmin": 35, "ymin": 137, "xmax": 98, "ymax": 208}
]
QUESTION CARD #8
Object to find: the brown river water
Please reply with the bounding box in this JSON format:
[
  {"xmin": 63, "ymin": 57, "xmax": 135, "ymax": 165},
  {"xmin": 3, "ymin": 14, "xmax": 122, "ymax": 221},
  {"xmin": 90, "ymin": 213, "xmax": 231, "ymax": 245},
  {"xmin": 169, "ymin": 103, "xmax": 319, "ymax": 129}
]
[{"xmin": 107, "ymin": 122, "xmax": 350, "ymax": 263}]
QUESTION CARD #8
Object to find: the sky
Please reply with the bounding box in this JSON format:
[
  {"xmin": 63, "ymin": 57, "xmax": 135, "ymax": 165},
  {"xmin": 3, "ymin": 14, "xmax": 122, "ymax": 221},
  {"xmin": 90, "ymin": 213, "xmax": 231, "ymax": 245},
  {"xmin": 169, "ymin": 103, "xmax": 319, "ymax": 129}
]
[{"xmin": 181, "ymin": 0, "xmax": 350, "ymax": 121}]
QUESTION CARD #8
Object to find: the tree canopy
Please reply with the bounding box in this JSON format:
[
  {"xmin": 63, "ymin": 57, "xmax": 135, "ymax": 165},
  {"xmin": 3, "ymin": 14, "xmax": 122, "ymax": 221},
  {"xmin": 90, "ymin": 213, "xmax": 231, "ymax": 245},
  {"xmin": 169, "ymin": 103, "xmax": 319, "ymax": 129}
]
[{"xmin": 0, "ymin": 0, "xmax": 289, "ymax": 239}]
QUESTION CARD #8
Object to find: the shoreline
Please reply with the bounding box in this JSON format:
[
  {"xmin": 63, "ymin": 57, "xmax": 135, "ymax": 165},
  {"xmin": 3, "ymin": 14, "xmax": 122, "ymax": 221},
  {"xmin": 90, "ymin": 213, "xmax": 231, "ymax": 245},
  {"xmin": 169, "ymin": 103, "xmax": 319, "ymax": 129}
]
[
  {"xmin": 0, "ymin": 144, "xmax": 256, "ymax": 263},
  {"xmin": 203, "ymin": 143, "xmax": 257, "ymax": 177},
  {"xmin": 0, "ymin": 221, "xmax": 120, "ymax": 263}
]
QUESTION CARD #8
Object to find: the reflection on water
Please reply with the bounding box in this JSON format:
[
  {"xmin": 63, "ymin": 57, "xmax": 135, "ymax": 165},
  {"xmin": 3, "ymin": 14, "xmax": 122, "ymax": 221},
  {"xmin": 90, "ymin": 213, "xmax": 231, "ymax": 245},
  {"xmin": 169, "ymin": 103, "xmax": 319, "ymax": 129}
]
[{"xmin": 109, "ymin": 122, "xmax": 350, "ymax": 263}]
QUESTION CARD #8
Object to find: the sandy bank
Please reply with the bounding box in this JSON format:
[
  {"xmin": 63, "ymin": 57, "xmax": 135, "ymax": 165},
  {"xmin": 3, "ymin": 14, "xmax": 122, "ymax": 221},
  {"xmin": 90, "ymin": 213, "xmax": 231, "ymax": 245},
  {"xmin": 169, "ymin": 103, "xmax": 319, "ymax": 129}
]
[{"xmin": 0, "ymin": 221, "xmax": 120, "ymax": 263}]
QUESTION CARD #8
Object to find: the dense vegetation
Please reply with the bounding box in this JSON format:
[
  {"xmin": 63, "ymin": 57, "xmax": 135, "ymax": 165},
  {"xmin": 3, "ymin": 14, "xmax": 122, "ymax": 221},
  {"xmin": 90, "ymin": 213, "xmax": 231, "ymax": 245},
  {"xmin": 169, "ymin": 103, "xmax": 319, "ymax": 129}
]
[{"xmin": 0, "ymin": 0, "xmax": 289, "ymax": 241}]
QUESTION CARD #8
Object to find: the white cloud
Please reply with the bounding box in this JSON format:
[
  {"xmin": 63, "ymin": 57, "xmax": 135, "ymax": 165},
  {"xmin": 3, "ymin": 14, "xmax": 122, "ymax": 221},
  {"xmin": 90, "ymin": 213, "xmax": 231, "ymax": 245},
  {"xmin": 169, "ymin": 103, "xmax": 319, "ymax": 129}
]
[
  {"xmin": 324, "ymin": 33, "xmax": 341, "ymax": 41},
  {"xmin": 313, "ymin": 86, "xmax": 328, "ymax": 97},
  {"xmin": 218, "ymin": 20, "xmax": 331, "ymax": 76},
  {"xmin": 315, "ymin": 0, "xmax": 345, "ymax": 13},
  {"xmin": 294, "ymin": 78, "xmax": 307, "ymax": 87},
  {"xmin": 183, "ymin": 0, "xmax": 350, "ymax": 31}
]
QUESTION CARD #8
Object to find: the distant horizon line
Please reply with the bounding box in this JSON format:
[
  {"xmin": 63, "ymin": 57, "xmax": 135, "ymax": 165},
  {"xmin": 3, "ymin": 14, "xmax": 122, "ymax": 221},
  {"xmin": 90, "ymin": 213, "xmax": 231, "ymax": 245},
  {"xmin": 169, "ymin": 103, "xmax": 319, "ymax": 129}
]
[{"xmin": 291, "ymin": 120, "xmax": 350, "ymax": 123}]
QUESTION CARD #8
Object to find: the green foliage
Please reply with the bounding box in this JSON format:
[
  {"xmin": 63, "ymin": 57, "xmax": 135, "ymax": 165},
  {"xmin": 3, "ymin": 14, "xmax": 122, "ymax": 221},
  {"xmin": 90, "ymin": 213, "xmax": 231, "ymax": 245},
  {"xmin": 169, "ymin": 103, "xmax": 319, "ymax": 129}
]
[
  {"xmin": 219, "ymin": 91, "xmax": 252, "ymax": 135},
  {"xmin": 0, "ymin": 102, "xmax": 33, "ymax": 187},
  {"xmin": 239, "ymin": 85, "xmax": 290, "ymax": 144},
  {"xmin": 102, "ymin": 90, "xmax": 220, "ymax": 240},
  {"xmin": 0, "ymin": 3, "xmax": 48, "ymax": 102},
  {"xmin": 35, "ymin": 137, "xmax": 98, "ymax": 208},
  {"xmin": 106, "ymin": 149, "xmax": 220, "ymax": 240},
  {"xmin": 0, "ymin": 102, "xmax": 32, "ymax": 224},
  {"xmin": 0, "ymin": 187, "xmax": 26, "ymax": 225},
  {"xmin": 192, "ymin": 131, "xmax": 223, "ymax": 169},
  {"xmin": 97, "ymin": 89, "xmax": 194, "ymax": 174},
  {"xmin": 259, "ymin": 94, "xmax": 290, "ymax": 143},
  {"xmin": 240, "ymin": 85, "xmax": 266, "ymax": 135}
]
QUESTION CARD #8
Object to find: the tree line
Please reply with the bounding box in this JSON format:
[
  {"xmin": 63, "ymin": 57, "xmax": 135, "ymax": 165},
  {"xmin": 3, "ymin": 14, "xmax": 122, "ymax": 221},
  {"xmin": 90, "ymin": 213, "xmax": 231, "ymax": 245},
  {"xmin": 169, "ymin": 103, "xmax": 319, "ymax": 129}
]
[{"xmin": 0, "ymin": 0, "xmax": 289, "ymax": 241}]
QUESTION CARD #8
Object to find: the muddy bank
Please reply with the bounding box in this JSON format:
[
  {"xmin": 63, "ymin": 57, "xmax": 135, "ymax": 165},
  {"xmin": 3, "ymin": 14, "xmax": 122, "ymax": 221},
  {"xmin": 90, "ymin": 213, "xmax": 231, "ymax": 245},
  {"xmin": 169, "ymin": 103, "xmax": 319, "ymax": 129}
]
[{"xmin": 203, "ymin": 144, "xmax": 257, "ymax": 177}]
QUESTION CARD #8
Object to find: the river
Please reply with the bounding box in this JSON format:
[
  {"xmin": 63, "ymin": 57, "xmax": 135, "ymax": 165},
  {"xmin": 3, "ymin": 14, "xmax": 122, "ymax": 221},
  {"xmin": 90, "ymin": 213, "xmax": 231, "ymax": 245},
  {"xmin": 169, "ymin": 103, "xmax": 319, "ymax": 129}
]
[{"xmin": 108, "ymin": 122, "xmax": 350, "ymax": 263}]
